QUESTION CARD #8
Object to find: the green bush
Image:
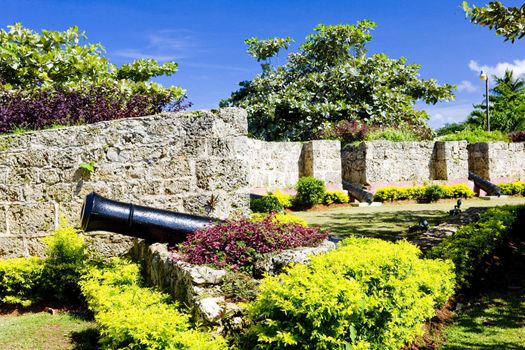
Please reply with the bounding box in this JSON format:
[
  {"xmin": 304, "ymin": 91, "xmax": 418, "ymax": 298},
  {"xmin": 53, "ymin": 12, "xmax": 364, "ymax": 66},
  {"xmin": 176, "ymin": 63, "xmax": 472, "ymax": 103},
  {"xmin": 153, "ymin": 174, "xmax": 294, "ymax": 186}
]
[
  {"xmin": 250, "ymin": 212, "xmax": 308, "ymax": 227},
  {"xmin": 244, "ymin": 238, "xmax": 455, "ymax": 349},
  {"xmin": 250, "ymin": 195, "xmax": 284, "ymax": 213},
  {"xmin": 498, "ymin": 181, "xmax": 525, "ymax": 196},
  {"xmin": 268, "ymin": 189, "xmax": 294, "ymax": 208},
  {"xmin": 428, "ymin": 205, "xmax": 522, "ymax": 289},
  {"xmin": 323, "ymin": 191, "xmax": 350, "ymax": 205},
  {"xmin": 437, "ymin": 128, "xmax": 510, "ymax": 143},
  {"xmin": 0, "ymin": 221, "xmax": 87, "ymax": 306},
  {"xmin": 424, "ymin": 185, "xmax": 445, "ymax": 202},
  {"xmin": 41, "ymin": 222, "xmax": 87, "ymax": 303},
  {"xmin": 0, "ymin": 257, "xmax": 44, "ymax": 306},
  {"xmin": 374, "ymin": 184, "xmax": 474, "ymax": 202},
  {"xmin": 80, "ymin": 258, "xmax": 227, "ymax": 350},
  {"xmin": 294, "ymin": 177, "xmax": 326, "ymax": 208},
  {"xmin": 365, "ymin": 127, "xmax": 420, "ymax": 142}
]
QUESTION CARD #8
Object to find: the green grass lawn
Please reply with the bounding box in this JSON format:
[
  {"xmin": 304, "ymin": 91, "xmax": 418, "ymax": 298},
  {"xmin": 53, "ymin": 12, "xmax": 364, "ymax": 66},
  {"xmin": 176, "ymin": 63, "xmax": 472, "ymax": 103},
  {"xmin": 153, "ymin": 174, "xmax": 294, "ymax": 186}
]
[
  {"xmin": 293, "ymin": 197, "xmax": 525, "ymax": 240},
  {"xmin": 440, "ymin": 292, "xmax": 525, "ymax": 350},
  {"xmin": 0, "ymin": 312, "xmax": 98, "ymax": 350}
]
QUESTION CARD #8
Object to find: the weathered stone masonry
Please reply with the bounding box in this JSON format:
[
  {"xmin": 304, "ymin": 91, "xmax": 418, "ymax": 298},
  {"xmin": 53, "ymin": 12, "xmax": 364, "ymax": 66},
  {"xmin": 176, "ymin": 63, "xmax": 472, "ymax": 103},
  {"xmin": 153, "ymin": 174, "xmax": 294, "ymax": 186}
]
[{"xmin": 0, "ymin": 108, "xmax": 250, "ymax": 259}]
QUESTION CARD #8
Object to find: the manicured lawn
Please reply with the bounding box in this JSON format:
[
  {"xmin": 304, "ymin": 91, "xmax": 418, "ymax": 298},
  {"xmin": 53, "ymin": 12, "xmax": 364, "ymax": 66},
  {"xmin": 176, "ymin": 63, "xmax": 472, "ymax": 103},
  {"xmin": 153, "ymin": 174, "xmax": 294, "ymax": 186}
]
[
  {"xmin": 440, "ymin": 292, "xmax": 525, "ymax": 349},
  {"xmin": 293, "ymin": 197, "xmax": 525, "ymax": 240},
  {"xmin": 0, "ymin": 312, "xmax": 98, "ymax": 350}
]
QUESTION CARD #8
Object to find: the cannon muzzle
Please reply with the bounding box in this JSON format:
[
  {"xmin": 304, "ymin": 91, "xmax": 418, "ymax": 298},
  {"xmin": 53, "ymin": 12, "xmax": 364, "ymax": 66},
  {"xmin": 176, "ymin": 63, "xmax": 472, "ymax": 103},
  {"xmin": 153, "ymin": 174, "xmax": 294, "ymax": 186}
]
[{"xmin": 81, "ymin": 192, "xmax": 218, "ymax": 244}]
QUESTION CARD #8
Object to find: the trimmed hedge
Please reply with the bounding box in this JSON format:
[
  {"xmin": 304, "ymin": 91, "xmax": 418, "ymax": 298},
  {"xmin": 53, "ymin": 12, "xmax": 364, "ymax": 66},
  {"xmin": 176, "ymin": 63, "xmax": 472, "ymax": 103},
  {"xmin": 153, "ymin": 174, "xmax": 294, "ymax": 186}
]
[
  {"xmin": 0, "ymin": 257, "xmax": 44, "ymax": 306},
  {"xmin": 80, "ymin": 258, "xmax": 226, "ymax": 350},
  {"xmin": 498, "ymin": 181, "xmax": 525, "ymax": 196},
  {"xmin": 374, "ymin": 184, "xmax": 475, "ymax": 202},
  {"xmin": 243, "ymin": 238, "xmax": 455, "ymax": 350},
  {"xmin": 294, "ymin": 177, "xmax": 326, "ymax": 208},
  {"xmin": 250, "ymin": 195, "xmax": 283, "ymax": 213},
  {"xmin": 428, "ymin": 205, "xmax": 523, "ymax": 289}
]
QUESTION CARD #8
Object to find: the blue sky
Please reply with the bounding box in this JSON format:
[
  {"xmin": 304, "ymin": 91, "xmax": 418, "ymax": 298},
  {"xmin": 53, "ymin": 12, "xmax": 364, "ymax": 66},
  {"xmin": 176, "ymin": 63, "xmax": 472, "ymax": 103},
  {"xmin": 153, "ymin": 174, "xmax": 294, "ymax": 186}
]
[{"xmin": 1, "ymin": 0, "xmax": 523, "ymax": 129}]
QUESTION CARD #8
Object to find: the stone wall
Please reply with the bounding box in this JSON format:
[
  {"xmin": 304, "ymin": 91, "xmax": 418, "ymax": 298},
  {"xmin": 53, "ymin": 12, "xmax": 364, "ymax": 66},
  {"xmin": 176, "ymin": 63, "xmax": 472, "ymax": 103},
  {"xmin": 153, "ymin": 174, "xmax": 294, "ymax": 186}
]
[
  {"xmin": 342, "ymin": 141, "xmax": 469, "ymax": 189},
  {"xmin": 0, "ymin": 108, "xmax": 250, "ymax": 259},
  {"xmin": 467, "ymin": 142, "xmax": 525, "ymax": 182},
  {"xmin": 242, "ymin": 139, "xmax": 342, "ymax": 192}
]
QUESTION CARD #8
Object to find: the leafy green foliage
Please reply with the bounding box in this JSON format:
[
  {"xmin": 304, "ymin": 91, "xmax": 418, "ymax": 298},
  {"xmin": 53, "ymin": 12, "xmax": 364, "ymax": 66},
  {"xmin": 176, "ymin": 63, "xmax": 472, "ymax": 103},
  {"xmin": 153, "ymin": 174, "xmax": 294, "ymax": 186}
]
[
  {"xmin": 266, "ymin": 189, "xmax": 294, "ymax": 208},
  {"xmin": 365, "ymin": 127, "xmax": 421, "ymax": 142},
  {"xmin": 294, "ymin": 177, "xmax": 326, "ymax": 208},
  {"xmin": 80, "ymin": 258, "xmax": 227, "ymax": 350},
  {"xmin": 41, "ymin": 222, "xmax": 88, "ymax": 303},
  {"xmin": 243, "ymin": 238, "xmax": 455, "ymax": 349},
  {"xmin": 0, "ymin": 257, "xmax": 44, "ymax": 307},
  {"xmin": 222, "ymin": 21, "xmax": 454, "ymax": 141},
  {"xmin": 498, "ymin": 181, "xmax": 525, "ymax": 196},
  {"xmin": 428, "ymin": 205, "xmax": 522, "ymax": 289},
  {"xmin": 250, "ymin": 195, "xmax": 284, "ymax": 213},
  {"xmin": 463, "ymin": 1, "xmax": 525, "ymax": 42},
  {"xmin": 245, "ymin": 36, "xmax": 292, "ymax": 63},
  {"xmin": 374, "ymin": 184, "xmax": 474, "ymax": 202},
  {"xmin": 0, "ymin": 221, "xmax": 87, "ymax": 306},
  {"xmin": 437, "ymin": 128, "xmax": 510, "ymax": 143},
  {"xmin": 79, "ymin": 161, "xmax": 96, "ymax": 173},
  {"xmin": 323, "ymin": 191, "xmax": 350, "ymax": 205},
  {"xmin": 250, "ymin": 212, "xmax": 308, "ymax": 227},
  {"xmin": 0, "ymin": 23, "xmax": 187, "ymax": 132}
]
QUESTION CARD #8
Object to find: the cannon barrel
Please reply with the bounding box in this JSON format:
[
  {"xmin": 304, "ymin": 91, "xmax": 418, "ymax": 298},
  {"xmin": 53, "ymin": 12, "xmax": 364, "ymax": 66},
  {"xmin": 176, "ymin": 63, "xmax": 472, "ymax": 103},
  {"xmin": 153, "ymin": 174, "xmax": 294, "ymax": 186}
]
[
  {"xmin": 342, "ymin": 180, "xmax": 374, "ymax": 203},
  {"xmin": 468, "ymin": 171, "xmax": 501, "ymax": 196},
  {"xmin": 81, "ymin": 192, "xmax": 219, "ymax": 244}
]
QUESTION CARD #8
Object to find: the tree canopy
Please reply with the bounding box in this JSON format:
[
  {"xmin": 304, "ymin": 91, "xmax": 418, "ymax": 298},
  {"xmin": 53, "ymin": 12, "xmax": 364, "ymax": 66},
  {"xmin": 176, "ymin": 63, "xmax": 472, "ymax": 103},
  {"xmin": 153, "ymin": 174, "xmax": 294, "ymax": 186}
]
[
  {"xmin": 467, "ymin": 70, "xmax": 525, "ymax": 132},
  {"xmin": 221, "ymin": 21, "xmax": 455, "ymax": 141},
  {"xmin": 463, "ymin": 1, "xmax": 525, "ymax": 42}
]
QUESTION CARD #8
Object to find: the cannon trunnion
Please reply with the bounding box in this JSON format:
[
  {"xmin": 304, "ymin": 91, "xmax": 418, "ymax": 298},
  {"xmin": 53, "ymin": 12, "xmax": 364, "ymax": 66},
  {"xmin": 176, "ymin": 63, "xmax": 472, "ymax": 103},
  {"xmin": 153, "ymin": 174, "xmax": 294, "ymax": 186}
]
[{"xmin": 81, "ymin": 192, "xmax": 218, "ymax": 245}]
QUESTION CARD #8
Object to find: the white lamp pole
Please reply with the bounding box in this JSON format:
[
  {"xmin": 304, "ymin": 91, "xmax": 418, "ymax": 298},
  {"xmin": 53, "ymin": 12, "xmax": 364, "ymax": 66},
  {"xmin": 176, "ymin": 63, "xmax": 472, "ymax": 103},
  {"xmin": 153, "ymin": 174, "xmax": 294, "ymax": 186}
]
[{"xmin": 479, "ymin": 71, "xmax": 490, "ymax": 131}]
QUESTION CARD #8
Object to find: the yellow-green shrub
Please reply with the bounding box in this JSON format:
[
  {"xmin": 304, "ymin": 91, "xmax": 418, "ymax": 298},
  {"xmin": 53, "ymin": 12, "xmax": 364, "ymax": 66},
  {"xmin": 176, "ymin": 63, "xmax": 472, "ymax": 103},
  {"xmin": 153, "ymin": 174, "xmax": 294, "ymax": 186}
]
[
  {"xmin": 498, "ymin": 181, "xmax": 525, "ymax": 196},
  {"xmin": 250, "ymin": 212, "xmax": 308, "ymax": 227},
  {"xmin": 268, "ymin": 189, "xmax": 294, "ymax": 208},
  {"xmin": 428, "ymin": 205, "xmax": 522, "ymax": 289},
  {"xmin": 0, "ymin": 257, "xmax": 44, "ymax": 306},
  {"xmin": 80, "ymin": 258, "xmax": 227, "ymax": 350},
  {"xmin": 323, "ymin": 191, "xmax": 350, "ymax": 205},
  {"xmin": 374, "ymin": 184, "xmax": 474, "ymax": 202},
  {"xmin": 244, "ymin": 238, "xmax": 455, "ymax": 350}
]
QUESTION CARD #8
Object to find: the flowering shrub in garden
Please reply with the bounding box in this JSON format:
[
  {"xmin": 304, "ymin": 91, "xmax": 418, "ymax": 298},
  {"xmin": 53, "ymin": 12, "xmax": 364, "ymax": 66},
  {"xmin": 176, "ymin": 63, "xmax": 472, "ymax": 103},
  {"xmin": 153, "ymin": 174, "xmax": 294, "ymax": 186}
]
[
  {"xmin": 177, "ymin": 215, "xmax": 327, "ymax": 271},
  {"xmin": 0, "ymin": 23, "xmax": 188, "ymax": 133}
]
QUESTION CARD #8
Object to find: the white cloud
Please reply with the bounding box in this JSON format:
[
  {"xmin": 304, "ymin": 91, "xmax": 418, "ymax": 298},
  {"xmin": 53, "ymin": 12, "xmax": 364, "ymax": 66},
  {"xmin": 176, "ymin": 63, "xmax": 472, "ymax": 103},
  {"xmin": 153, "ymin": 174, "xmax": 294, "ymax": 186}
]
[
  {"xmin": 112, "ymin": 29, "xmax": 196, "ymax": 62},
  {"xmin": 468, "ymin": 59, "xmax": 525, "ymax": 78},
  {"xmin": 424, "ymin": 102, "xmax": 475, "ymax": 129},
  {"xmin": 111, "ymin": 49, "xmax": 177, "ymax": 62},
  {"xmin": 456, "ymin": 80, "xmax": 478, "ymax": 93}
]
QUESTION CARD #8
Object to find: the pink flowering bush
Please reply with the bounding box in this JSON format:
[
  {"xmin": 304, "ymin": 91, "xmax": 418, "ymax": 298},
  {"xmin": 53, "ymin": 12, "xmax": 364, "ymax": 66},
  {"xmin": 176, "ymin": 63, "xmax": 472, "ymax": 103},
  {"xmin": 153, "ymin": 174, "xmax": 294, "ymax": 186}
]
[{"xmin": 175, "ymin": 215, "xmax": 327, "ymax": 271}]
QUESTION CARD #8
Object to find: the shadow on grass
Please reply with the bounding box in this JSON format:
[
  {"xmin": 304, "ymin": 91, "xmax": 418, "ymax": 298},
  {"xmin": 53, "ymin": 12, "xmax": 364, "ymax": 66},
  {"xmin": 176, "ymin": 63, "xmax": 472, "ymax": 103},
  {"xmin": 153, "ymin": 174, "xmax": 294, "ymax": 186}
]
[
  {"xmin": 71, "ymin": 327, "xmax": 99, "ymax": 350},
  {"xmin": 316, "ymin": 210, "xmax": 447, "ymax": 241},
  {"xmin": 442, "ymin": 292, "xmax": 525, "ymax": 350}
]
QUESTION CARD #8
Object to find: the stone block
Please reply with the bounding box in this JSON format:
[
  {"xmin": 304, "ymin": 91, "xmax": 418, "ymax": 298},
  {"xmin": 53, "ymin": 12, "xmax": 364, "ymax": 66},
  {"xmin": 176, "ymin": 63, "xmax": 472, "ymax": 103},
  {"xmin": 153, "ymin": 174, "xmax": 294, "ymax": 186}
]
[{"xmin": 8, "ymin": 202, "xmax": 56, "ymax": 236}]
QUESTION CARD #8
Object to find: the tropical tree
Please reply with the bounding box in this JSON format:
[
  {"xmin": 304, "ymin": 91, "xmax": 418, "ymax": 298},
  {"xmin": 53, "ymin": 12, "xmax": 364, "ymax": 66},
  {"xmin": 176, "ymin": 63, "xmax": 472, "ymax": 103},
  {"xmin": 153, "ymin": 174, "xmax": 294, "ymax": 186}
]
[
  {"xmin": 0, "ymin": 23, "xmax": 188, "ymax": 133},
  {"xmin": 463, "ymin": 1, "xmax": 525, "ymax": 42},
  {"xmin": 221, "ymin": 21, "xmax": 455, "ymax": 141},
  {"xmin": 467, "ymin": 70, "xmax": 525, "ymax": 132}
]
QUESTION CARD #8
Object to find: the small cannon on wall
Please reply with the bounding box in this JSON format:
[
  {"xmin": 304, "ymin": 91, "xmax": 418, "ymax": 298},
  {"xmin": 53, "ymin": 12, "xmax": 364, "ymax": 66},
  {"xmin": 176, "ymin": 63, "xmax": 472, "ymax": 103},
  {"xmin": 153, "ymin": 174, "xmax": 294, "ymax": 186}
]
[
  {"xmin": 81, "ymin": 192, "xmax": 220, "ymax": 245},
  {"xmin": 468, "ymin": 171, "xmax": 501, "ymax": 197}
]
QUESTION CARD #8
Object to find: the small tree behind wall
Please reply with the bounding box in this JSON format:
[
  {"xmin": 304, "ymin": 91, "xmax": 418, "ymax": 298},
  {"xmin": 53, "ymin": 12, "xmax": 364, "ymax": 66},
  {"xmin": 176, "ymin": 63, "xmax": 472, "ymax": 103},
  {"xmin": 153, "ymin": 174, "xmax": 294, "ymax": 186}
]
[{"xmin": 221, "ymin": 21, "xmax": 455, "ymax": 141}]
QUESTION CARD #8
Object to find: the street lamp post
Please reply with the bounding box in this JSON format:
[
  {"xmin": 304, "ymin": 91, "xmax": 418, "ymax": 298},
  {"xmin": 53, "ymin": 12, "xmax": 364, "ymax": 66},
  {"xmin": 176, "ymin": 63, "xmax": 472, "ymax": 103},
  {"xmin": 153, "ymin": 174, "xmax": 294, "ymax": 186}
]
[{"xmin": 479, "ymin": 71, "xmax": 490, "ymax": 131}]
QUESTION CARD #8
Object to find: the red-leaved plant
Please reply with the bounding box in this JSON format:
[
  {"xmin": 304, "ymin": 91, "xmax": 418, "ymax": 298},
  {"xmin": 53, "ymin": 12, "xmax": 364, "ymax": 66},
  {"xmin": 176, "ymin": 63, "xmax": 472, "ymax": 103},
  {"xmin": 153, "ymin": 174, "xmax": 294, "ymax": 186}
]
[
  {"xmin": 509, "ymin": 131, "xmax": 525, "ymax": 142},
  {"xmin": 174, "ymin": 215, "xmax": 327, "ymax": 271}
]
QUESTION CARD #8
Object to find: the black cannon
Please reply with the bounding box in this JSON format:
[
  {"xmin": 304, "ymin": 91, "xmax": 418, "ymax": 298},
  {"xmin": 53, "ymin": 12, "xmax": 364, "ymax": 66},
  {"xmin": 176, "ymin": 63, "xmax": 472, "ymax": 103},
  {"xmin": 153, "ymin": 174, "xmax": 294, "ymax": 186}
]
[
  {"xmin": 468, "ymin": 171, "xmax": 501, "ymax": 197},
  {"xmin": 342, "ymin": 180, "xmax": 374, "ymax": 204},
  {"xmin": 81, "ymin": 192, "xmax": 219, "ymax": 245}
]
